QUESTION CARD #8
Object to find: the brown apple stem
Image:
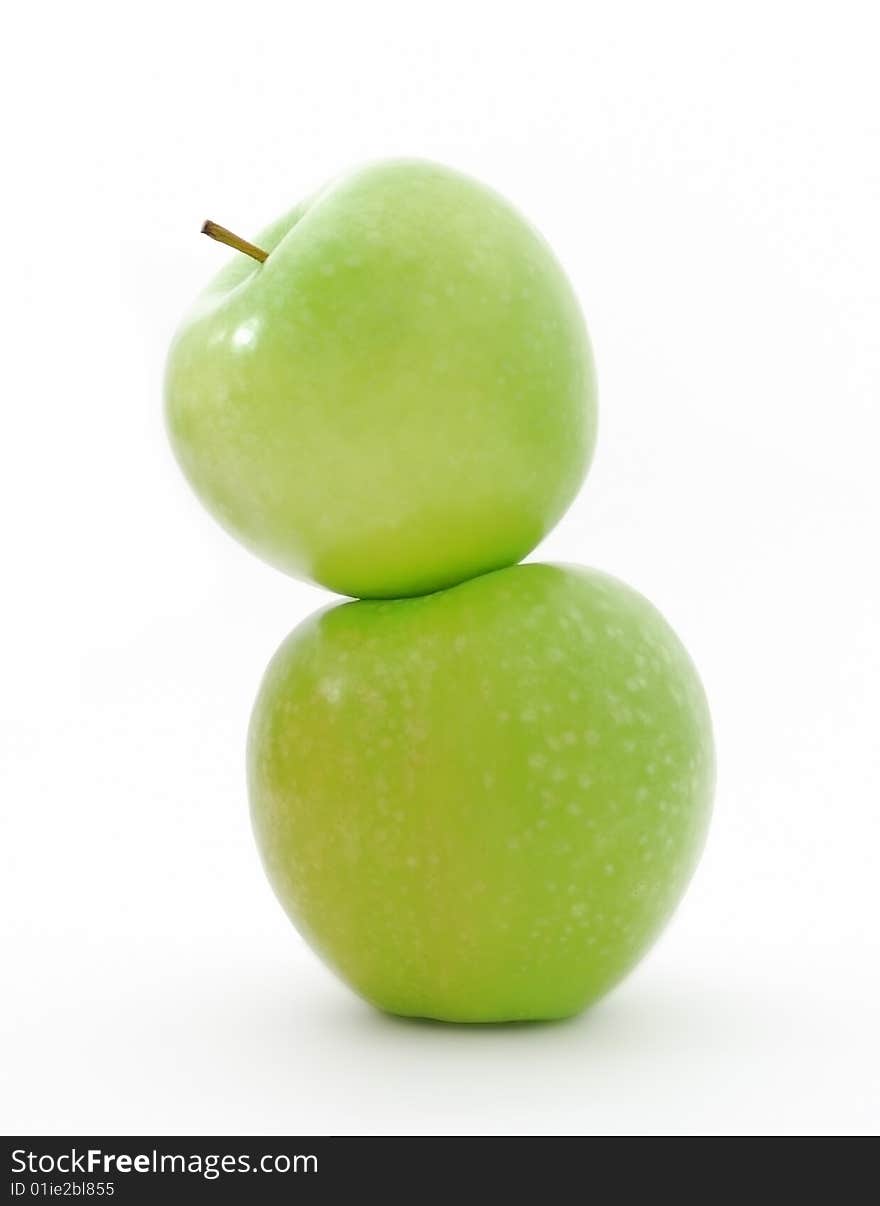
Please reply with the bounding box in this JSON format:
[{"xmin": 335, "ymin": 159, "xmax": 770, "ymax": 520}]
[{"xmin": 201, "ymin": 220, "xmax": 268, "ymax": 264}]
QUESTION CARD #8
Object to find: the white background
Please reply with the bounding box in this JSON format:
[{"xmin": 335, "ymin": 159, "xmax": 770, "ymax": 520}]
[{"xmin": 2, "ymin": 0, "xmax": 878, "ymax": 1136}]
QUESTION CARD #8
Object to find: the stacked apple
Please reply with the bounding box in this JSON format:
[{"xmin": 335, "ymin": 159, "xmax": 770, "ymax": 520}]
[{"xmin": 165, "ymin": 160, "xmax": 714, "ymax": 1022}]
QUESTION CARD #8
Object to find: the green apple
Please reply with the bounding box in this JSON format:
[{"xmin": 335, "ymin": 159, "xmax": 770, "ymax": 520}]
[
  {"xmin": 248, "ymin": 563, "xmax": 714, "ymax": 1023},
  {"xmin": 165, "ymin": 160, "xmax": 596, "ymax": 599}
]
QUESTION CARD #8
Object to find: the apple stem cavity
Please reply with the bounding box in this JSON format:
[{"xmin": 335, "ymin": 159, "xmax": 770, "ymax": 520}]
[{"xmin": 201, "ymin": 220, "xmax": 268, "ymax": 264}]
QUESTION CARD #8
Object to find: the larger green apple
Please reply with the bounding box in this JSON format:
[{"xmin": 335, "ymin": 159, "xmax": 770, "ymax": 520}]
[
  {"xmin": 165, "ymin": 160, "xmax": 596, "ymax": 598},
  {"xmin": 248, "ymin": 563, "xmax": 714, "ymax": 1023}
]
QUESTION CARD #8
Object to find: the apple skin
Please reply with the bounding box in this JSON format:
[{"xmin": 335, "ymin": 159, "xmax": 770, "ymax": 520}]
[
  {"xmin": 248, "ymin": 563, "xmax": 714, "ymax": 1023},
  {"xmin": 165, "ymin": 160, "xmax": 596, "ymax": 599}
]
